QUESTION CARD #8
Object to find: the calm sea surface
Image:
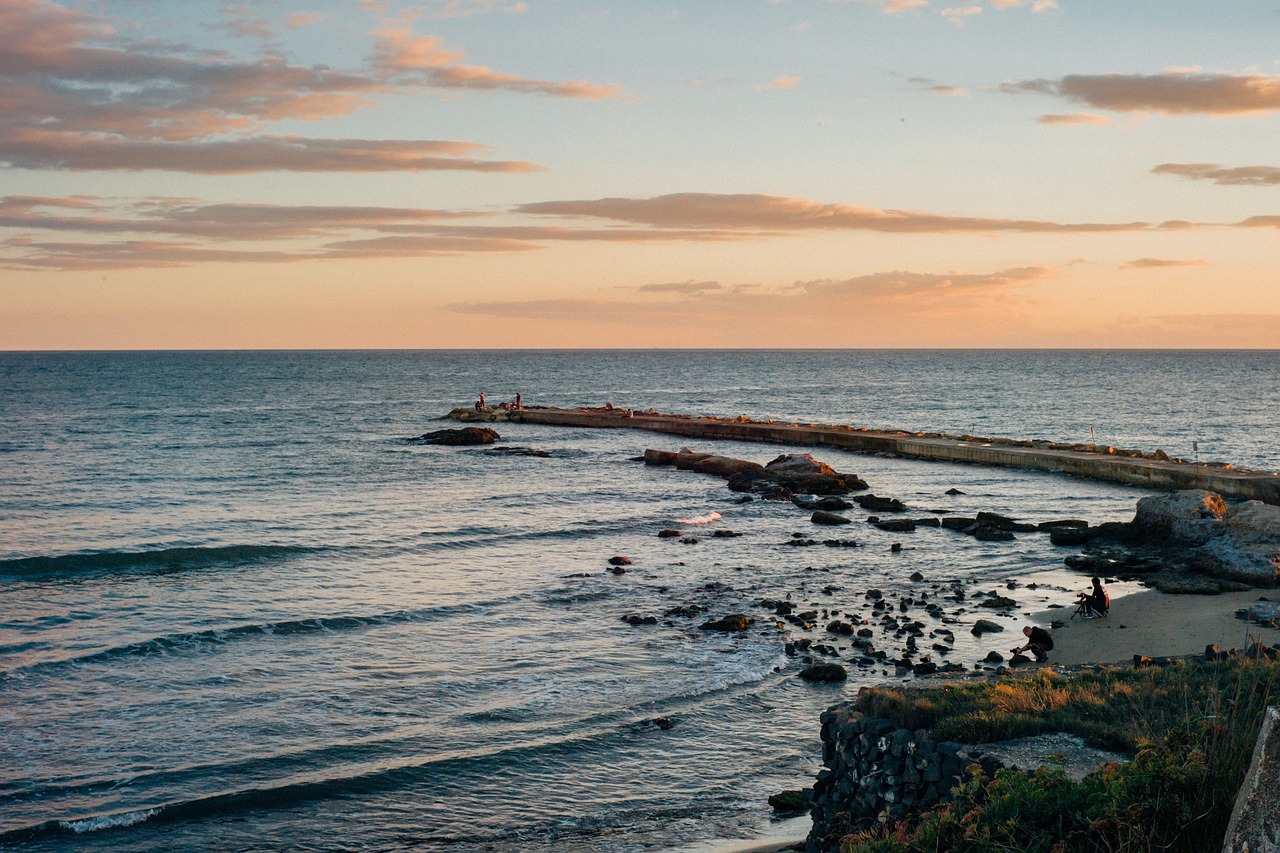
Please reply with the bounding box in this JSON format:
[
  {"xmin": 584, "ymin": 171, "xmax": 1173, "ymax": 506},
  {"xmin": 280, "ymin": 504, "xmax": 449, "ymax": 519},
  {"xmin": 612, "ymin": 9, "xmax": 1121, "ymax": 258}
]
[{"xmin": 1, "ymin": 350, "xmax": 1276, "ymax": 851}]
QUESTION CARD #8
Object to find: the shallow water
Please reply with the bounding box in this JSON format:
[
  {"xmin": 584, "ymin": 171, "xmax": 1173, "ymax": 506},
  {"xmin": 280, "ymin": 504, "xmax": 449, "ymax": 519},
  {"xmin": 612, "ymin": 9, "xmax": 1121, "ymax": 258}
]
[{"xmin": 1, "ymin": 350, "xmax": 1275, "ymax": 851}]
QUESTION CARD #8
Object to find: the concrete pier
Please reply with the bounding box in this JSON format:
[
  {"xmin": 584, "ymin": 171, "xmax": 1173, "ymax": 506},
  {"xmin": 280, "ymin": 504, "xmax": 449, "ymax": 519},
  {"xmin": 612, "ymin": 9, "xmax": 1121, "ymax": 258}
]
[{"xmin": 447, "ymin": 406, "xmax": 1280, "ymax": 506}]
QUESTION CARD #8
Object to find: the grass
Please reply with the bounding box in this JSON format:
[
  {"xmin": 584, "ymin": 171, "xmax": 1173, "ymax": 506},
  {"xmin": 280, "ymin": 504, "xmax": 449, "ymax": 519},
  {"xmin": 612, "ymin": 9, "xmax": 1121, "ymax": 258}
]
[{"xmin": 837, "ymin": 652, "xmax": 1280, "ymax": 852}]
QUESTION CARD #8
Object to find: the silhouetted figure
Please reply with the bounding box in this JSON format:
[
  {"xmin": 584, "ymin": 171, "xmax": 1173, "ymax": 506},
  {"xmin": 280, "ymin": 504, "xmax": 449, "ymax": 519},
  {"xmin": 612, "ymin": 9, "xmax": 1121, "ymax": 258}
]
[
  {"xmin": 476, "ymin": 392, "xmax": 486, "ymax": 411},
  {"xmin": 1077, "ymin": 576, "xmax": 1109, "ymax": 618},
  {"xmin": 515, "ymin": 393, "xmax": 522, "ymax": 410},
  {"xmin": 1012, "ymin": 625, "xmax": 1053, "ymax": 662}
]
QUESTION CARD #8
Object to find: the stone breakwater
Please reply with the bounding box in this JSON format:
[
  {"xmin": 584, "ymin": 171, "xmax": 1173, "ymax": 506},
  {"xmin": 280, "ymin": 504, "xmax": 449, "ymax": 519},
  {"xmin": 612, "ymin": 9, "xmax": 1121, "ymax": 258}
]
[
  {"xmin": 805, "ymin": 707, "xmax": 1000, "ymax": 852},
  {"xmin": 445, "ymin": 406, "xmax": 1280, "ymax": 506}
]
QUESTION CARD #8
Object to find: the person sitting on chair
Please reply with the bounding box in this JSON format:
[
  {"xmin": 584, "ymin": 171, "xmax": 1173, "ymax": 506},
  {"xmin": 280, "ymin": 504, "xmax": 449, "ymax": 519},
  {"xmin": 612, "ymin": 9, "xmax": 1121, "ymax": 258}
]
[
  {"xmin": 1012, "ymin": 625, "xmax": 1053, "ymax": 662},
  {"xmin": 1076, "ymin": 576, "xmax": 1109, "ymax": 618}
]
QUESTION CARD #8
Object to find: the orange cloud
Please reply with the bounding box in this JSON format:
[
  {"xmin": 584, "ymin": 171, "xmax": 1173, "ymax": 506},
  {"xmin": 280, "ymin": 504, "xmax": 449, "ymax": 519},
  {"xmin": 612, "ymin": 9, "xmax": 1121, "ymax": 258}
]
[
  {"xmin": 0, "ymin": 130, "xmax": 542, "ymax": 174},
  {"xmin": 370, "ymin": 27, "xmax": 624, "ymax": 99},
  {"xmin": 1006, "ymin": 72, "xmax": 1280, "ymax": 115},
  {"xmin": 1038, "ymin": 112, "xmax": 1110, "ymax": 125},
  {"xmin": 1152, "ymin": 162, "xmax": 1280, "ymax": 187},
  {"xmin": 446, "ymin": 266, "xmax": 1055, "ymax": 330},
  {"xmin": 1120, "ymin": 257, "xmax": 1208, "ymax": 270},
  {"xmin": 516, "ymin": 193, "xmax": 1152, "ymax": 233},
  {"xmin": 763, "ymin": 76, "xmax": 801, "ymax": 90}
]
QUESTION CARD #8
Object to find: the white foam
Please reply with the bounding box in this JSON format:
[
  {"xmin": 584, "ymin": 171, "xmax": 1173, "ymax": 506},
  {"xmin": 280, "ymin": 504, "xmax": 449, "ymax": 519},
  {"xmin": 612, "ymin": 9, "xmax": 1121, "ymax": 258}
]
[
  {"xmin": 676, "ymin": 511, "xmax": 721, "ymax": 525},
  {"xmin": 60, "ymin": 808, "xmax": 159, "ymax": 833}
]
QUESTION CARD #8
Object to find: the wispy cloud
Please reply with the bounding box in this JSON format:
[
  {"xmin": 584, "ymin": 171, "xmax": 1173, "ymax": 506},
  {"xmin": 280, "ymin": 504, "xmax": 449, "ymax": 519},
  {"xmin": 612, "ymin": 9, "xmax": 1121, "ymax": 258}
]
[
  {"xmin": 370, "ymin": 26, "xmax": 623, "ymax": 99},
  {"xmin": 1120, "ymin": 257, "xmax": 1207, "ymax": 270},
  {"xmin": 1152, "ymin": 162, "xmax": 1280, "ymax": 187},
  {"xmin": 636, "ymin": 281, "xmax": 723, "ymax": 294},
  {"xmin": 760, "ymin": 75, "xmax": 801, "ymax": 91},
  {"xmin": 1038, "ymin": 112, "xmax": 1111, "ymax": 125},
  {"xmin": 516, "ymin": 192, "xmax": 1153, "ymax": 233},
  {"xmin": 1005, "ymin": 72, "xmax": 1280, "ymax": 116},
  {"xmin": 445, "ymin": 266, "xmax": 1055, "ymax": 330}
]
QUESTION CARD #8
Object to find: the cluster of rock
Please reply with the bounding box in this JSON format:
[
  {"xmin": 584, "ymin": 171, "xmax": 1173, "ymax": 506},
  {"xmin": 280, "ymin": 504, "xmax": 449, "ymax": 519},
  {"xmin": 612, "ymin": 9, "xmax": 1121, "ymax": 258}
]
[
  {"xmin": 1067, "ymin": 490, "xmax": 1280, "ymax": 587},
  {"xmin": 643, "ymin": 448, "xmax": 868, "ymax": 498},
  {"xmin": 805, "ymin": 708, "xmax": 998, "ymax": 852}
]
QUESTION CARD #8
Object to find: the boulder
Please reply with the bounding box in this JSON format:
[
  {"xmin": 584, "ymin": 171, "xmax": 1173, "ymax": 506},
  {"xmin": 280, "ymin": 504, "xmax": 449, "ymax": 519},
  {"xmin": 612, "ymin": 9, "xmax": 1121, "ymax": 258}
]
[
  {"xmin": 793, "ymin": 494, "xmax": 854, "ymax": 512},
  {"xmin": 941, "ymin": 516, "xmax": 978, "ymax": 531},
  {"xmin": 973, "ymin": 525, "xmax": 1016, "ymax": 542},
  {"xmin": 1049, "ymin": 527, "xmax": 1089, "ymax": 546},
  {"xmin": 799, "ymin": 663, "xmax": 848, "ymax": 682},
  {"xmin": 415, "ymin": 427, "xmax": 499, "ymax": 445},
  {"xmin": 657, "ymin": 529, "xmax": 682, "ymax": 538},
  {"xmin": 812, "ymin": 510, "xmax": 852, "ymax": 526},
  {"xmin": 873, "ymin": 519, "xmax": 917, "ymax": 533},
  {"xmin": 855, "ymin": 494, "xmax": 908, "ymax": 513},
  {"xmin": 971, "ymin": 619, "xmax": 1005, "ymax": 635},
  {"xmin": 976, "ymin": 511, "xmax": 1037, "ymax": 532},
  {"xmin": 700, "ymin": 614, "xmax": 753, "ymax": 632},
  {"xmin": 1131, "ymin": 489, "xmax": 1228, "ymax": 545},
  {"xmin": 768, "ymin": 790, "xmax": 806, "ymax": 812},
  {"xmin": 607, "ymin": 556, "xmax": 632, "ymax": 566},
  {"xmin": 621, "ymin": 614, "xmax": 658, "ymax": 625}
]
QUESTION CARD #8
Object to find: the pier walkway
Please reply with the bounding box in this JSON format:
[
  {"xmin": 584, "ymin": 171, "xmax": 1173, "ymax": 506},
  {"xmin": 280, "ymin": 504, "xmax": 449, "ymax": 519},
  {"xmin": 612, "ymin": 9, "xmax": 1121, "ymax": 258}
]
[{"xmin": 447, "ymin": 406, "xmax": 1280, "ymax": 506}]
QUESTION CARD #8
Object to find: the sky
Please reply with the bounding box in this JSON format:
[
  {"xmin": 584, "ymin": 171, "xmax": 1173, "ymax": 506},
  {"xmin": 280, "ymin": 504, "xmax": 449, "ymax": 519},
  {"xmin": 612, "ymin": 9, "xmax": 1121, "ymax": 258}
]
[{"xmin": 2, "ymin": 0, "xmax": 1279, "ymax": 349}]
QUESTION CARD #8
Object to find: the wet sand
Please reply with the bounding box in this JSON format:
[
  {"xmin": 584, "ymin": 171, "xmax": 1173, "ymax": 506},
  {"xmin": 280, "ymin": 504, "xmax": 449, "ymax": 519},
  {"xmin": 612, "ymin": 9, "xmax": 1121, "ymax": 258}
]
[{"xmin": 1033, "ymin": 587, "xmax": 1280, "ymax": 665}]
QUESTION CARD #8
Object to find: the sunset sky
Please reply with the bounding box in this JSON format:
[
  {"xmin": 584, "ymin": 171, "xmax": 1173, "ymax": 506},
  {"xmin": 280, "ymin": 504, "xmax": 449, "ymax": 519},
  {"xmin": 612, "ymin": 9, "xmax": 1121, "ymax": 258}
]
[{"xmin": 3, "ymin": 0, "xmax": 1279, "ymax": 349}]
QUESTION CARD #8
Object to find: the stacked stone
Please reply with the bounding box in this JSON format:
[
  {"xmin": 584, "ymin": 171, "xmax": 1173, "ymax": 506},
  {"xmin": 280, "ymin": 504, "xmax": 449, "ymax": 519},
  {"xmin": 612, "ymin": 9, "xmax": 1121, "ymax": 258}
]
[{"xmin": 805, "ymin": 705, "xmax": 998, "ymax": 853}]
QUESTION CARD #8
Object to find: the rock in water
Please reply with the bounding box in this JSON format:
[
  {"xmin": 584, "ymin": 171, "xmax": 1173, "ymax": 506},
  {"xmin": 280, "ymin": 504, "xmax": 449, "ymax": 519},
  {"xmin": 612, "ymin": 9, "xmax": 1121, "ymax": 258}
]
[
  {"xmin": 700, "ymin": 614, "xmax": 753, "ymax": 632},
  {"xmin": 811, "ymin": 510, "xmax": 852, "ymax": 526},
  {"xmin": 414, "ymin": 427, "xmax": 499, "ymax": 445},
  {"xmin": 971, "ymin": 619, "xmax": 1005, "ymax": 635},
  {"xmin": 799, "ymin": 663, "xmax": 847, "ymax": 682},
  {"xmin": 768, "ymin": 790, "xmax": 806, "ymax": 812}
]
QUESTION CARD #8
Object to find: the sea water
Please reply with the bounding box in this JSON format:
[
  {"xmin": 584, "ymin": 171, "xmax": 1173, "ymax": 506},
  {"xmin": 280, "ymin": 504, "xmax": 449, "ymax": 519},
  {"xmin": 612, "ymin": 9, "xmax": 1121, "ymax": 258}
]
[{"xmin": 1, "ymin": 350, "xmax": 1276, "ymax": 851}]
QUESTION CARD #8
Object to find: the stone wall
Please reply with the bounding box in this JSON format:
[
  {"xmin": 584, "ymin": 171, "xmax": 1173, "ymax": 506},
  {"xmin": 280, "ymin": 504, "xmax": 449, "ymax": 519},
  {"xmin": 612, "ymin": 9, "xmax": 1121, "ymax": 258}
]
[{"xmin": 805, "ymin": 704, "xmax": 1000, "ymax": 852}]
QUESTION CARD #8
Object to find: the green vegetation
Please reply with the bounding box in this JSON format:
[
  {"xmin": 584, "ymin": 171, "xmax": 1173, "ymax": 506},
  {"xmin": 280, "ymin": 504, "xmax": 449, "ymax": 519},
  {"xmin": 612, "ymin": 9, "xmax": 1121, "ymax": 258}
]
[{"xmin": 841, "ymin": 654, "xmax": 1280, "ymax": 852}]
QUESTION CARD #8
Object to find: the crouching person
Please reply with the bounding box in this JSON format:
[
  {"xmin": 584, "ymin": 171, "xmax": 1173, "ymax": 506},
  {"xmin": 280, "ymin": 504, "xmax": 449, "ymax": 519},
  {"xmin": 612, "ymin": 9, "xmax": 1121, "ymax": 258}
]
[{"xmin": 1012, "ymin": 625, "xmax": 1053, "ymax": 663}]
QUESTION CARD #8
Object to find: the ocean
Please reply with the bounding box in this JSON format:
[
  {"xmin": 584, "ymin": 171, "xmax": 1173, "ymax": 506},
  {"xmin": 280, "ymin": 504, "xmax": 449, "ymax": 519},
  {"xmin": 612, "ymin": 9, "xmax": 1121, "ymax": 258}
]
[{"xmin": 1, "ymin": 350, "xmax": 1276, "ymax": 852}]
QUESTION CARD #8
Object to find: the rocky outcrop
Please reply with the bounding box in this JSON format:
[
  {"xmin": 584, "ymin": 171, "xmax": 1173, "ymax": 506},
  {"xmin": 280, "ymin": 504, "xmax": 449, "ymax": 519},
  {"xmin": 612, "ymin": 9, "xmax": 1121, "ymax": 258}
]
[
  {"xmin": 413, "ymin": 427, "xmax": 500, "ymax": 445},
  {"xmin": 1113, "ymin": 490, "xmax": 1280, "ymax": 584},
  {"xmin": 645, "ymin": 448, "xmax": 868, "ymax": 498}
]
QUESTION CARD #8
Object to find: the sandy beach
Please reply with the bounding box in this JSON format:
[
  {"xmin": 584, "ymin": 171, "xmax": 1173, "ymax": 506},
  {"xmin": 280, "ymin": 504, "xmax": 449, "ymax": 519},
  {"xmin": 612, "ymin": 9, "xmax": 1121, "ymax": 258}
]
[{"xmin": 1034, "ymin": 587, "xmax": 1280, "ymax": 666}]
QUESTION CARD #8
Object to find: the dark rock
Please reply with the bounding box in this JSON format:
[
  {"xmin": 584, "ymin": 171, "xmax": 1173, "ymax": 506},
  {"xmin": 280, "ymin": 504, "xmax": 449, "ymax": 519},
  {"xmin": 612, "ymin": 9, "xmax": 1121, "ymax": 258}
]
[
  {"xmin": 915, "ymin": 517, "xmax": 942, "ymax": 528},
  {"xmin": 854, "ymin": 494, "xmax": 908, "ymax": 512},
  {"xmin": 976, "ymin": 511, "xmax": 1036, "ymax": 532},
  {"xmin": 1038, "ymin": 519, "xmax": 1090, "ymax": 531},
  {"xmin": 913, "ymin": 661, "xmax": 938, "ymax": 676},
  {"xmin": 793, "ymin": 494, "xmax": 854, "ymax": 512},
  {"xmin": 1049, "ymin": 527, "xmax": 1089, "ymax": 546},
  {"xmin": 657, "ymin": 529, "xmax": 682, "ymax": 538},
  {"xmin": 941, "ymin": 516, "xmax": 978, "ymax": 531},
  {"xmin": 910, "ymin": 571, "xmax": 925, "ymax": 582},
  {"xmin": 608, "ymin": 556, "xmax": 632, "ymax": 566},
  {"xmin": 890, "ymin": 542, "xmax": 902, "ymax": 553},
  {"xmin": 874, "ymin": 519, "xmax": 917, "ymax": 533},
  {"xmin": 973, "ymin": 525, "xmax": 1016, "ymax": 542},
  {"xmin": 680, "ymin": 537, "xmax": 699, "ymax": 544},
  {"xmin": 700, "ymin": 614, "xmax": 753, "ymax": 632},
  {"xmin": 621, "ymin": 614, "xmax": 657, "ymax": 625},
  {"xmin": 653, "ymin": 716, "xmax": 675, "ymax": 730},
  {"xmin": 415, "ymin": 427, "xmax": 500, "ymax": 445},
  {"xmin": 712, "ymin": 529, "xmax": 741, "ymax": 538},
  {"xmin": 822, "ymin": 539, "xmax": 859, "ymax": 547},
  {"xmin": 1009, "ymin": 652, "xmax": 1032, "ymax": 664},
  {"xmin": 482, "ymin": 445, "xmax": 550, "ymax": 457},
  {"xmin": 799, "ymin": 663, "xmax": 848, "ymax": 682},
  {"xmin": 979, "ymin": 595, "xmax": 1018, "ymax": 609},
  {"xmin": 608, "ymin": 566, "xmax": 628, "ymax": 575},
  {"xmin": 971, "ymin": 619, "xmax": 1005, "ymax": 635},
  {"xmin": 768, "ymin": 789, "xmax": 806, "ymax": 812},
  {"xmin": 826, "ymin": 620, "xmax": 855, "ymax": 635},
  {"xmin": 812, "ymin": 510, "xmax": 852, "ymax": 526},
  {"xmin": 984, "ymin": 651, "xmax": 1004, "ymax": 663},
  {"xmin": 664, "ymin": 605, "xmax": 704, "ymax": 618},
  {"xmin": 945, "ymin": 488, "xmax": 965, "ymax": 495}
]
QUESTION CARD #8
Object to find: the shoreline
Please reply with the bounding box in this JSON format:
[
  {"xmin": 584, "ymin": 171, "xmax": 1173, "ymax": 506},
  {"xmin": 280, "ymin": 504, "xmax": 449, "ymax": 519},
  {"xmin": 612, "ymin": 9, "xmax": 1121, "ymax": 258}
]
[{"xmin": 1031, "ymin": 585, "xmax": 1280, "ymax": 666}]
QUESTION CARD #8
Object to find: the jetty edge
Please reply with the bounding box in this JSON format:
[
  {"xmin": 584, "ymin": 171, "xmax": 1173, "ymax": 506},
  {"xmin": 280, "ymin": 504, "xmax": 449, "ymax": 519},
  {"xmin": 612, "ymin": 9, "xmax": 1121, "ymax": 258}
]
[{"xmin": 446, "ymin": 405, "xmax": 1280, "ymax": 506}]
